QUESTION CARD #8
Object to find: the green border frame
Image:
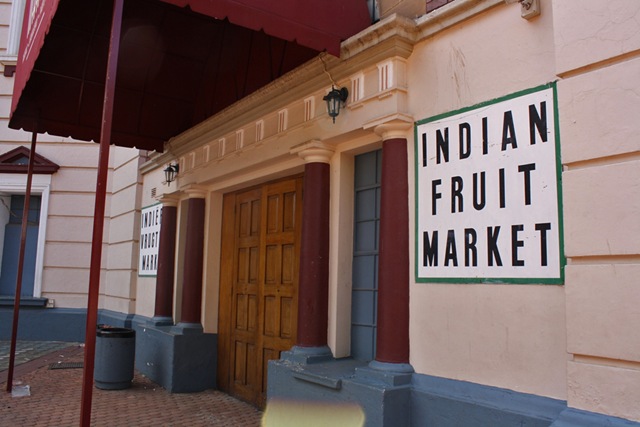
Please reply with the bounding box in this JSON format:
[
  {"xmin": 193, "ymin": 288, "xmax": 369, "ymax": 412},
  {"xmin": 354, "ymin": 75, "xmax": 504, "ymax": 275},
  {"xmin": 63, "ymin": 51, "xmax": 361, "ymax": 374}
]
[
  {"xmin": 138, "ymin": 201, "xmax": 162, "ymax": 278},
  {"xmin": 413, "ymin": 82, "xmax": 565, "ymax": 285}
]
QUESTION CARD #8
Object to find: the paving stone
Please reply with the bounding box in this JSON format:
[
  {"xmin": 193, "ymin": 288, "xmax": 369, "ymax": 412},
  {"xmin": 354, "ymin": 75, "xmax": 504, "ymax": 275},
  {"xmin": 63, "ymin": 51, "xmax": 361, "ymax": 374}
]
[{"xmin": 0, "ymin": 343, "xmax": 263, "ymax": 426}]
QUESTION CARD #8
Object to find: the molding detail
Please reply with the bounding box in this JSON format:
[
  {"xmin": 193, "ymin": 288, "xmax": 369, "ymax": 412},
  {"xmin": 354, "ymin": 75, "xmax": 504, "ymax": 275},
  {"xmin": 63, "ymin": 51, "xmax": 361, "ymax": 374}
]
[
  {"xmin": 291, "ymin": 140, "xmax": 335, "ymax": 164},
  {"xmin": 0, "ymin": 146, "xmax": 60, "ymax": 174},
  {"xmin": 364, "ymin": 114, "xmax": 414, "ymax": 140},
  {"xmin": 158, "ymin": 195, "xmax": 179, "ymax": 207},
  {"xmin": 183, "ymin": 185, "xmax": 208, "ymax": 199}
]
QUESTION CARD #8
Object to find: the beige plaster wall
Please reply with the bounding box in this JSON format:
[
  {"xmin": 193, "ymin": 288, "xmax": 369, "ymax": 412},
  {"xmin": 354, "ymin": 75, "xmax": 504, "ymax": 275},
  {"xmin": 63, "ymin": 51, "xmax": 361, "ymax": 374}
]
[
  {"xmin": 102, "ymin": 147, "xmax": 144, "ymax": 314},
  {"xmin": 0, "ymin": 140, "xmax": 102, "ymax": 308},
  {"xmin": 135, "ymin": 167, "xmax": 166, "ymax": 319},
  {"xmin": 406, "ymin": 0, "xmax": 567, "ymax": 400},
  {"xmin": 2, "ymin": 0, "xmax": 143, "ymax": 311},
  {"xmin": 553, "ymin": 0, "xmax": 640, "ymax": 421}
]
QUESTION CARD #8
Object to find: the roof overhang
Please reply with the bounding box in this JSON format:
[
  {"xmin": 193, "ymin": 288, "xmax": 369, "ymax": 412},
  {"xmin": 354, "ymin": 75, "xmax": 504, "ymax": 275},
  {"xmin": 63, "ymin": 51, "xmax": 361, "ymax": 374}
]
[{"xmin": 9, "ymin": 0, "xmax": 370, "ymax": 152}]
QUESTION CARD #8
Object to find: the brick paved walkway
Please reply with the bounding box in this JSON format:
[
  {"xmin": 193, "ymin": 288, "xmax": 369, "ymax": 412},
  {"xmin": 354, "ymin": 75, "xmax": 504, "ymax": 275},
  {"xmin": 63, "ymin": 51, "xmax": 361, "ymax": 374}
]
[
  {"xmin": 0, "ymin": 340, "xmax": 76, "ymax": 371},
  {"xmin": 0, "ymin": 343, "xmax": 263, "ymax": 426}
]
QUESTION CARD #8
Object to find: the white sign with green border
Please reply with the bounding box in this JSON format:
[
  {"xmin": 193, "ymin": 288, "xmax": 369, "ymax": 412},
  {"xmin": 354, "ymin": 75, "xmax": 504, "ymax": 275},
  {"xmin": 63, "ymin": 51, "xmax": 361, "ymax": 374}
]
[
  {"xmin": 139, "ymin": 203, "xmax": 162, "ymax": 277},
  {"xmin": 415, "ymin": 83, "xmax": 564, "ymax": 284}
]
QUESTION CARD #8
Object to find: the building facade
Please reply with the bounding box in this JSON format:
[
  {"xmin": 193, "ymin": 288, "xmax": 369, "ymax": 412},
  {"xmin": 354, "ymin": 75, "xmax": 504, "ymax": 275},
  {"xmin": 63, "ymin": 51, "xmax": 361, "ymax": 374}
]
[
  {"xmin": 0, "ymin": 0, "xmax": 145, "ymax": 340},
  {"xmin": 2, "ymin": 0, "xmax": 640, "ymax": 426}
]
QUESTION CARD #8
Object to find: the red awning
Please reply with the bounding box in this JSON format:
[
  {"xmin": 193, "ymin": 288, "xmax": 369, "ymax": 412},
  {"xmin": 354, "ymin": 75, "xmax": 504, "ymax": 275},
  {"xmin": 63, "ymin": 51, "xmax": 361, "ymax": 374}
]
[{"xmin": 9, "ymin": 0, "xmax": 370, "ymax": 152}]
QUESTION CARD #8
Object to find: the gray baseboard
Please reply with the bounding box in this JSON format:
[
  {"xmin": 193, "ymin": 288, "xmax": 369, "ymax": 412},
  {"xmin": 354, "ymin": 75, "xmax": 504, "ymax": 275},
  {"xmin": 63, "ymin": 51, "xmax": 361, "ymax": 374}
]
[
  {"xmin": 0, "ymin": 307, "xmax": 86, "ymax": 342},
  {"xmin": 268, "ymin": 356, "xmax": 640, "ymax": 427},
  {"xmin": 411, "ymin": 374, "xmax": 565, "ymax": 427},
  {"xmin": 550, "ymin": 408, "xmax": 640, "ymax": 427}
]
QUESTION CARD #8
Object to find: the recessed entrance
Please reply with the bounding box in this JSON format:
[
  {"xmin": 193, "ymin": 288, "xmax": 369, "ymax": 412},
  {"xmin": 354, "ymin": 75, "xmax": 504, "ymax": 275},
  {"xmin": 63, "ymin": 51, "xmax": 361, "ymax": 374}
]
[{"xmin": 218, "ymin": 176, "xmax": 302, "ymax": 407}]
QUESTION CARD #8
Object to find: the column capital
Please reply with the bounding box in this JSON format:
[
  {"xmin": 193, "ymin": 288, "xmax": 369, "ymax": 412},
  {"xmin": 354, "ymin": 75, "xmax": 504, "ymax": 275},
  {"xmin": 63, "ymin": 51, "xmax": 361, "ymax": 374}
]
[
  {"xmin": 364, "ymin": 113, "xmax": 414, "ymax": 141},
  {"xmin": 290, "ymin": 140, "xmax": 335, "ymax": 164},
  {"xmin": 158, "ymin": 195, "xmax": 179, "ymax": 208},
  {"xmin": 183, "ymin": 185, "xmax": 207, "ymax": 199},
  {"xmin": 374, "ymin": 120, "xmax": 413, "ymax": 141}
]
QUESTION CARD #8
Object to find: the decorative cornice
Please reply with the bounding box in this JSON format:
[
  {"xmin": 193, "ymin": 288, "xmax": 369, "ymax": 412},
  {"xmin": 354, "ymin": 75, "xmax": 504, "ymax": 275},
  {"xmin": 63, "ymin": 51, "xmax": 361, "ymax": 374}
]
[
  {"xmin": 415, "ymin": 0, "xmax": 503, "ymax": 40},
  {"xmin": 0, "ymin": 146, "xmax": 60, "ymax": 174},
  {"xmin": 341, "ymin": 14, "xmax": 417, "ymax": 59}
]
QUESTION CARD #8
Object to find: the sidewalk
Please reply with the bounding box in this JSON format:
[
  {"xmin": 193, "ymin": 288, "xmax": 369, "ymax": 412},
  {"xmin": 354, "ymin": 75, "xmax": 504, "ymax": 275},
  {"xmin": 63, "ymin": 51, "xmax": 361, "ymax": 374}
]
[{"xmin": 0, "ymin": 341, "xmax": 263, "ymax": 426}]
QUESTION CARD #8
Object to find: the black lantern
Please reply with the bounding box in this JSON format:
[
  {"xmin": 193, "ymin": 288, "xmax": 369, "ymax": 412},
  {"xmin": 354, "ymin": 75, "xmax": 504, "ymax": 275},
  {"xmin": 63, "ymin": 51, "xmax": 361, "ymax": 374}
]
[
  {"xmin": 163, "ymin": 163, "xmax": 179, "ymax": 185},
  {"xmin": 323, "ymin": 86, "xmax": 349, "ymax": 123}
]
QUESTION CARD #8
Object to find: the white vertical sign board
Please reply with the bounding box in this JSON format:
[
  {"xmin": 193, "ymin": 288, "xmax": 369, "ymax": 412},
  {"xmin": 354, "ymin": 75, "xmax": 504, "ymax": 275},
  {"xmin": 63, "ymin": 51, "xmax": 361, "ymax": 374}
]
[
  {"xmin": 139, "ymin": 203, "xmax": 162, "ymax": 276},
  {"xmin": 415, "ymin": 84, "xmax": 564, "ymax": 283}
]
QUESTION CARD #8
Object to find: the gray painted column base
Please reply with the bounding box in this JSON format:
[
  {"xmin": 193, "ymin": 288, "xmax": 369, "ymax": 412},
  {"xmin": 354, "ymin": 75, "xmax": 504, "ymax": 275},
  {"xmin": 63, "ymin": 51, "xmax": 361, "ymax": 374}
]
[
  {"xmin": 171, "ymin": 322, "xmax": 203, "ymax": 334},
  {"xmin": 135, "ymin": 324, "xmax": 216, "ymax": 393},
  {"xmin": 148, "ymin": 316, "xmax": 173, "ymax": 327},
  {"xmin": 282, "ymin": 346, "xmax": 333, "ymax": 364},
  {"xmin": 355, "ymin": 364, "xmax": 413, "ymax": 387},
  {"xmin": 268, "ymin": 357, "xmax": 412, "ymax": 427}
]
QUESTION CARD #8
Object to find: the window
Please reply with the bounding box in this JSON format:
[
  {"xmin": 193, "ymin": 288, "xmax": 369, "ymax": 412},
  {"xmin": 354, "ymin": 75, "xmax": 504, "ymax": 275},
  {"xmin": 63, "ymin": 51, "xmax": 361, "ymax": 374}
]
[{"xmin": 351, "ymin": 150, "xmax": 382, "ymax": 361}]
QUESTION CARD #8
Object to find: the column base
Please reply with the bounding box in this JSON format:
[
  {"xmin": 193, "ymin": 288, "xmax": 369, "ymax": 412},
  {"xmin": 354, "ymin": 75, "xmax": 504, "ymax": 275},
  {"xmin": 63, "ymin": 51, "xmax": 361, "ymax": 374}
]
[
  {"xmin": 136, "ymin": 323, "xmax": 217, "ymax": 393},
  {"xmin": 147, "ymin": 316, "xmax": 174, "ymax": 327},
  {"xmin": 268, "ymin": 357, "xmax": 412, "ymax": 427},
  {"xmin": 171, "ymin": 322, "xmax": 203, "ymax": 334},
  {"xmin": 282, "ymin": 345, "xmax": 333, "ymax": 364},
  {"xmin": 355, "ymin": 361, "xmax": 414, "ymax": 387},
  {"xmin": 368, "ymin": 360, "xmax": 414, "ymax": 373}
]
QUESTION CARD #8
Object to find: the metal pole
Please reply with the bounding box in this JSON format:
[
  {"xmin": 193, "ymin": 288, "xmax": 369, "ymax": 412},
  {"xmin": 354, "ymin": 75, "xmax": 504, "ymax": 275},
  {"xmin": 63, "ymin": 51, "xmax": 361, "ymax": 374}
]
[
  {"xmin": 5, "ymin": 128, "xmax": 38, "ymax": 393},
  {"xmin": 79, "ymin": 0, "xmax": 123, "ymax": 425}
]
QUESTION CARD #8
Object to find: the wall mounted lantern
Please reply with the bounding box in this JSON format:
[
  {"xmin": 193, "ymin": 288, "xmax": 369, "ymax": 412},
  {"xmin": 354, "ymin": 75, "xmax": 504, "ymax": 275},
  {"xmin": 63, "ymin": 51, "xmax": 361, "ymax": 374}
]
[
  {"xmin": 163, "ymin": 163, "xmax": 179, "ymax": 185},
  {"xmin": 323, "ymin": 86, "xmax": 349, "ymax": 123},
  {"xmin": 504, "ymin": 0, "xmax": 540, "ymax": 19}
]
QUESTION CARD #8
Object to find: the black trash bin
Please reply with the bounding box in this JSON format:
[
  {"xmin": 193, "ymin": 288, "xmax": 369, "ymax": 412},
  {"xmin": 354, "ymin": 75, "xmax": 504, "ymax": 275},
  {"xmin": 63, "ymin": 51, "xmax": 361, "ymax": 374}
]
[{"xmin": 94, "ymin": 325, "xmax": 136, "ymax": 390}]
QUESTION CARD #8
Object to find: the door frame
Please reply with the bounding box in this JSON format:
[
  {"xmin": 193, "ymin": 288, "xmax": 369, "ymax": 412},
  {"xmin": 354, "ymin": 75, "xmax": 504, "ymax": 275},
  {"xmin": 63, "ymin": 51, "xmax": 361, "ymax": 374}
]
[{"xmin": 0, "ymin": 174, "xmax": 51, "ymax": 298}]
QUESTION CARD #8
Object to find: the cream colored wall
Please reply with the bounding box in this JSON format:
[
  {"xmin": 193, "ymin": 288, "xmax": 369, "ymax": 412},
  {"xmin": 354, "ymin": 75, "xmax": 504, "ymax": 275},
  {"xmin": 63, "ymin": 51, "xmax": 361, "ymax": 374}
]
[
  {"xmin": 1, "ymin": 0, "xmax": 143, "ymax": 313},
  {"xmin": 135, "ymin": 167, "xmax": 165, "ymax": 319},
  {"xmin": 406, "ymin": 0, "xmax": 567, "ymax": 400},
  {"xmin": 40, "ymin": 142, "xmax": 100, "ymax": 308},
  {"xmin": 553, "ymin": 0, "xmax": 640, "ymax": 421},
  {"xmin": 404, "ymin": 0, "xmax": 640, "ymax": 419},
  {"xmin": 102, "ymin": 146, "xmax": 144, "ymax": 314}
]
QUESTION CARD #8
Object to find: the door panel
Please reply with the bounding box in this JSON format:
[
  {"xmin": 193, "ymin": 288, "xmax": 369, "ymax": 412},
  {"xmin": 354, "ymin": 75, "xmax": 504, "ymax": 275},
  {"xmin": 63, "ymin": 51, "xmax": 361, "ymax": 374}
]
[
  {"xmin": 219, "ymin": 176, "xmax": 302, "ymax": 407},
  {"xmin": 229, "ymin": 188, "xmax": 262, "ymax": 403}
]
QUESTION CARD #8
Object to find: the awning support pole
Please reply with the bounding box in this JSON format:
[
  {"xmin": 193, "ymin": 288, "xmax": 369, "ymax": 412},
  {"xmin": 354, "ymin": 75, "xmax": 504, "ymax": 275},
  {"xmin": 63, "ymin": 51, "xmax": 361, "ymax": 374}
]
[
  {"xmin": 79, "ymin": 0, "xmax": 123, "ymax": 425},
  {"xmin": 5, "ymin": 126, "xmax": 38, "ymax": 393}
]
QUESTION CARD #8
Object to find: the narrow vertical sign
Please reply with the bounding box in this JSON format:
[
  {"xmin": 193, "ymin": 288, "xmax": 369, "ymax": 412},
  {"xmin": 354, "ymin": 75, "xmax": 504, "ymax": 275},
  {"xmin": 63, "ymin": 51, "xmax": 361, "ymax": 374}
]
[
  {"xmin": 139, "ymin": 203, "xmax": 162, "ymax": 276},
  {"xmin": 415, "ymin": 84, "xmax": 563, "ymax": 283}
]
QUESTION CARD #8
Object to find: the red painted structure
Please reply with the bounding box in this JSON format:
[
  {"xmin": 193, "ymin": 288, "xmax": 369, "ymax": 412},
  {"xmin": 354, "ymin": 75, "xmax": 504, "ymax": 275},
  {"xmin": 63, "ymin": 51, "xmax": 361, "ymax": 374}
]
[
  {"xmin": 153, "ymin": 203, "xmax": 178, "ymax": 321},
  {"xmin": 296, "ymin": 162, "xmax": 331, "ymax": 348},
  {"xmin": 179, "ymin": 196, "xmax": 205, "ymax": 326},
  {"xmin": 376, "ymin": 138, "xmax": 411, "ymax": 365}
]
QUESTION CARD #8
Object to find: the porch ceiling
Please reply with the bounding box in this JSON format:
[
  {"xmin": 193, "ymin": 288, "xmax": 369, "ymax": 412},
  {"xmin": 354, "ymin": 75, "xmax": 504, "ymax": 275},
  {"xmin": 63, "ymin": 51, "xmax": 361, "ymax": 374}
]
[{"xmin": 9, "ymin": 0, "xmax": 371, "ymax": 152}]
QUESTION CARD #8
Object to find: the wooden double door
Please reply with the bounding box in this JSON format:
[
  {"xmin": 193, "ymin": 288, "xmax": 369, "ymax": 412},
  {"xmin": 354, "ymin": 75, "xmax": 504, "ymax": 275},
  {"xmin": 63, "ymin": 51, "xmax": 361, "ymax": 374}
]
[{"xmin": 218, "ymin": 176, "xmax": 302, "ymax": 407}]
